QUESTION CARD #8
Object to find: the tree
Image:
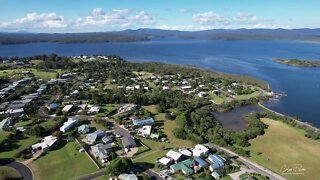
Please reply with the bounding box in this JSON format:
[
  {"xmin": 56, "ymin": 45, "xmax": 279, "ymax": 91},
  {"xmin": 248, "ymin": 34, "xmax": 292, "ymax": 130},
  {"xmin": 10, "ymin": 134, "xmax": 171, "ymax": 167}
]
[{"xmin": 106, "ymin": 158, "xmax": 133, "ymax": 176}]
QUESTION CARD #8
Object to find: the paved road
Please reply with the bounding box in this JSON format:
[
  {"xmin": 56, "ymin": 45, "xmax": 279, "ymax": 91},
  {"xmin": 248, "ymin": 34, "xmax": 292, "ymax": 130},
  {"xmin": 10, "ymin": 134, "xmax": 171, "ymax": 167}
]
[
  {"xmin": 205, "ymin": 143, "xmax": 286, "ymax": 180},
  {"xmin": 0, "ymin": 160, "xmax": 33, "ymax": 180},
  {"xmin": 134, "ymin": 166, "xmax": 163, "ymax": 180}
]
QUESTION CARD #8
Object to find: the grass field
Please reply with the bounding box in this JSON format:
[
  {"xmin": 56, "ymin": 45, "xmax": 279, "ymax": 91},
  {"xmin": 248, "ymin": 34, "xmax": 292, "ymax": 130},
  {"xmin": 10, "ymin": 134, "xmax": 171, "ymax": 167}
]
[
  {"xmin": 247, "ymin": 118, "xmax": 320, "ymax": 180},
  {"xmin": 29, "ymin": 141, "xmax": 97, "ymax": 180},
  {"xmin": 236, "ymin": 91, "xmax": 261, "ymax": 100},
  {"xmin": 0, "ymin": 166, "xmax": 21, "ymax": 179},
  {"xmin": 0, "ymin": 68, "xmax": 61, "ymax": 80},
  {"xmin": 209, "ymin": 92, "xmax": 232, "ymax": 104},
  {"xmin": 0, "ymin": 135, "xmax": 40, "ymax": 160}
]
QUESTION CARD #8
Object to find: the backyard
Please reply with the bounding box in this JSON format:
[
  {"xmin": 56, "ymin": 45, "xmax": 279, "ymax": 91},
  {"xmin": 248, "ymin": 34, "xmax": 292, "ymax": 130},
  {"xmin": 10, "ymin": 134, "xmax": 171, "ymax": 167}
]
[{"xmin": 29, "ymin": 141, "xmax": 98, "ymax": 180}]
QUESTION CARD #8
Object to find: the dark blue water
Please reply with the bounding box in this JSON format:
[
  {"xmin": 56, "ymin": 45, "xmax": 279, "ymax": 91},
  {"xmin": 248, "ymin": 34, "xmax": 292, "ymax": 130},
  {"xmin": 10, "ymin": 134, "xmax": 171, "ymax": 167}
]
[{"xmin": 1, "ymin": 40, "xmax": 320, "ymax": 127}]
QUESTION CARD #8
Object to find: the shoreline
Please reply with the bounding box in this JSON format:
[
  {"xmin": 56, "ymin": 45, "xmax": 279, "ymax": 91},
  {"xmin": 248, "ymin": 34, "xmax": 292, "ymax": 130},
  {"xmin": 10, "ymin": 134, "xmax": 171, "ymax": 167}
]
[{"xmin": 258, "ymin": 102, "xmax": 319, "ymax": 132}]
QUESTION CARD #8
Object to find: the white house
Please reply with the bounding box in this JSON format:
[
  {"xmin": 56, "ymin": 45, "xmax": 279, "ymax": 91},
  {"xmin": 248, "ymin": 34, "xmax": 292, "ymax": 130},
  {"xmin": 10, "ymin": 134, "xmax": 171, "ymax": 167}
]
[
  {"xmin": 159, "ymin": 157, "xmax": 171, "ymax": 166},
  {"xmin": 166, "ymin": 150, "xmax": 183, "ymax": 163},
  {"xmin": 139, "ymin": 125, "xmax": 152, "ymax": 137},
  {"xmin": 197, "ymin": 91, "xmax": 207, "ymax": 97},
  {"xmin": 32, "ymin": 135, "xmax": 58, "ymax": 152},
  {"xmin": 179, "ymin": 149, "xmax": 192, "ymax": 157},
  {"xmin": 60, "ymin": 118, "xmax": 78, "ymax": 132},
  {"xmin": 192, "ymin": 144, "xmax": 210, "ymax": 157},
  {"xmin": 78, "ymin": 124, "xmax": 90, "ymax": 134},
  {"xmin": 88, "ymin": 106, "xmax": 100, "ymax": 114},
  {"xmin": 62, "ymin": 104, "xmax": 74, "ymax": 113}
]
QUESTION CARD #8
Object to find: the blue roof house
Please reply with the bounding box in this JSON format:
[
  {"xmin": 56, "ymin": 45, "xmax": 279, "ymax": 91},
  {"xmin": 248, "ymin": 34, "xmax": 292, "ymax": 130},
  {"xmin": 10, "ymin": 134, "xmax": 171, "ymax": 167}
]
[
  {"xmin": 132, "ymin": 117, "xmax": 155, "ymax": 126},
  {"xmin": 194, "ymin": 157, "xmax": 209, "ymax": 168}
]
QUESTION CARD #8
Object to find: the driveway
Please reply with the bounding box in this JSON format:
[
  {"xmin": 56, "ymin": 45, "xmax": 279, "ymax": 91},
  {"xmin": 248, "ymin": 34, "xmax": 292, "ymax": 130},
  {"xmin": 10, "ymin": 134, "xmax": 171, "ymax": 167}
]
[{"xmin": 0, "ymin": 159, "xmax": 33, "ymax": 180}]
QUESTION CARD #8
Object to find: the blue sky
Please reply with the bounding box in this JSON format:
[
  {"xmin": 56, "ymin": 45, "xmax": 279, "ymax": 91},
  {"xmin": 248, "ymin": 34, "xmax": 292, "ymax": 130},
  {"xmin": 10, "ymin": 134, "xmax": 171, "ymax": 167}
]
[{"xmin": 0, "ymin": 0, "xmax": 319, "ymax": 32}]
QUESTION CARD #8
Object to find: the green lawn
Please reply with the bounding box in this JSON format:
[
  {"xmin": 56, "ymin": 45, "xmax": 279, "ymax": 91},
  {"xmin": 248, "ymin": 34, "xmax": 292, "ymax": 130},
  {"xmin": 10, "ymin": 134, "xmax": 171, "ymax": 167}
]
[
  {"xmin": 0, "ymin": 166, "xmax": 21, "ymax": 179},
  {"xmin": 0, "ymin": 135, "xmax": 40, "ymax": 159},
  {"xmin": 0, "ymin": 68, "xmax": 61, "ymax": 80},
  {"xmin": 0, "ymin": 131, "xmax": 12, "ymax": 143},
  {"xmin": 29, "ymin": 141, "xmax": 97, "ymax": 180},
  {"xmin": 247, "ymin": 118, "xmax": 320, "ymax": 180},
  {"xmin": 236, "ymin": 91, "xmax": 261, "ymax": 100},
  {"xmin": 142, "ymin": 105, "xmax": 158, "ymax": 114},
  {"xmin": 209, "ymin": 92, "xmax": 232, "ymax": 104}
]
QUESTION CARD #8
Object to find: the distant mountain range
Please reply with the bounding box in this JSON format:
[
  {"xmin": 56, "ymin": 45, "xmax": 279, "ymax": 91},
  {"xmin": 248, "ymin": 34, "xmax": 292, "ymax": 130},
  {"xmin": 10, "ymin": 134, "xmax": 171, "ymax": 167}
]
[{"xmin": 1, "ymin": 28, "xmax": 320, "ymax": 44}]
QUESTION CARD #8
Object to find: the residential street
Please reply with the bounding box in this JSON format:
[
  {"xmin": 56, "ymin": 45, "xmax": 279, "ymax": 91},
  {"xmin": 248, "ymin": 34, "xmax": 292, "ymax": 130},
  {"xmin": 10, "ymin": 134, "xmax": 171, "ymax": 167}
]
[{"xmin": 0, "ymin": 160, "xmax": 33, "ymax": 180}]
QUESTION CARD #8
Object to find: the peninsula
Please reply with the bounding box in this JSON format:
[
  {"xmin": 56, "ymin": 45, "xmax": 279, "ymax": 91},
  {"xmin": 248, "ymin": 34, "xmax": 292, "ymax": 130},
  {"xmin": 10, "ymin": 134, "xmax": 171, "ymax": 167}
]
[{"xmin": 274, "ymin": 59, "xmax": 320, "ymax": 67}]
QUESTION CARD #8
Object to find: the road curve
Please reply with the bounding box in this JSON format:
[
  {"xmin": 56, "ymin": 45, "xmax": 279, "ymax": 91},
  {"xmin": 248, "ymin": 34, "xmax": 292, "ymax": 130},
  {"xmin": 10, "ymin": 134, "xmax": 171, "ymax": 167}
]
[{"xmin": 0, "ymin": 160, "xmax": 33, "ymax": 180}]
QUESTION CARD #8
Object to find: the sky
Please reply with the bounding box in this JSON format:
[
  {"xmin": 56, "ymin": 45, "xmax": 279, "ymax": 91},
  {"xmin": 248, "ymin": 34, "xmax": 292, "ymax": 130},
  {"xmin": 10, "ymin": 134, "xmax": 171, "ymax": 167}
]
[{"xmin": 0, "ymin": 0, "xmax": 319, "ymax": 32}]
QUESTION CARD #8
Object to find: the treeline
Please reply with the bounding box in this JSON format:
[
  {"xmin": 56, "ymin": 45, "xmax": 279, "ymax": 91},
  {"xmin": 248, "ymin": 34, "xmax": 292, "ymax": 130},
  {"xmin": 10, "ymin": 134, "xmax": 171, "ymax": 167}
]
[{"xmin": 0, "ymin": 33, "xmax": 149, "ymax": 45}]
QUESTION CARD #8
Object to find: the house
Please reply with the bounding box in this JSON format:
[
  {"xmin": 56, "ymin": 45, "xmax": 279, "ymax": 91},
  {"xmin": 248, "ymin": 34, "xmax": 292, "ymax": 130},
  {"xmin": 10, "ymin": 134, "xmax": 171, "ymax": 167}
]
[
  {"xmin": 181, "ymin": 85, "xmax": 192, "ymax": 92},
  {"xmin": 121, "ymin": 136, "xmax": 136, "ymax": 149},
  {"xmin": 197, "ymin": 91, "xmax": 207, "ymax": 97},
  {"xmin": 158, "ymin": 157, "xmax": 171, "ymax": 166},
  {"xmin": 102, "ymin": 136, "xmax": 114, "ymax": 144},
  {"xmin": 0, "ymin": 117, "xmax": 12, "ymax": 130},
  {"xmin": 139, "ymin": 125, "xmax": 152, "ymax": 137},
  {"xmin": 48, "ymin": 103, "xmax": 59, "ymax": 111},
  {"xmin": 118, "ymin": 104, "xmax": 137, "ymax": 114},
  {"xmin": 192, "ymin": 144, "xmax": 210, "ymax": 157},
  {"xmin": 86, "ymin": 130, "xmax": 106, "ymax": 144},
  {"xmin": 132, "ymin": 117, "xmax": 154, "ymax": 127},
  {"xmin": 194, "ymin": 157, "xmax": 209, "ymax": 168},
  {"xmin": 166, "ymin": 150, "xmax": 183, "ymax": 163},
  {"xmin": 78, "ymin": 124, "xmax": 90, "ymax": 134},
  {"xmin": 170, "ymin": 159, "xmax": 195, "ymax": 175},
  {"xmin": 88, "ymin": 106, "xmax": 100, "ymax": 114},
  {"xmin": 60, "ymin": 117, "xmax": 78, "ymax": 133},
  {"xmin": 6, "ymin": 108, "xmax": 24, "ymax": 117},
  {"xmin": 31, "ymin": 135, "xmax": 58, "ymax": 153},
  {"xmin": 62, "ymin": 104, "xmax": 74, "ymax": 113},
  {"xmin": 150, "ymin": 133, "xmax": 160, "ymax": 139},
  {"xmin": 179, "ymin": 149, "xmax": 192, "ymax": 157},
  {"xmin": 208, "ymin": 154, "xmax": 225, "ymax": 170},
  {"xmin": 118, "ymin": 173, "xmax": 138, "ymax": 180},
  {"xmin": 211, "ymin": 171, "xmax": 222, "ymax": 179},
  {"xmin": 91, "ymin": 143, "xmax": 112, "ymax": 162}
]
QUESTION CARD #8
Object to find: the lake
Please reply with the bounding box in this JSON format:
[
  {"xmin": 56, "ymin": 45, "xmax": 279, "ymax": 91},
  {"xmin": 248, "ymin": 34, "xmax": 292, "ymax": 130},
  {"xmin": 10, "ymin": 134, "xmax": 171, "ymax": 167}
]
[
  {"xmin": 214, "ymin": 105, "xmax": 263, "ymax": 132},
  {"xmin": 1, "ymin": 39, "xmax": 320, "ymax": 127}
]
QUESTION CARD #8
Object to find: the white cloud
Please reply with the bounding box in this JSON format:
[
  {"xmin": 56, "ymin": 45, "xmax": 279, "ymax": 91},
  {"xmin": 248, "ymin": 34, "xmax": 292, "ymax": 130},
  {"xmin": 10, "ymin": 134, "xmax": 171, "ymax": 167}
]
[
  {"xmin": 157, "ymin": 25, "xmax": 195, "ymax": 31},
  {"xmin": 192, "ymin": 11, "xmax": 287, "ymax": 29},
  {"xmin": 0, "ymin": 12, "xmax": 67, "ymax": 30},
  {"xmin": 74, "ymin": 9, "xmax": 156, "ymax": 29}
]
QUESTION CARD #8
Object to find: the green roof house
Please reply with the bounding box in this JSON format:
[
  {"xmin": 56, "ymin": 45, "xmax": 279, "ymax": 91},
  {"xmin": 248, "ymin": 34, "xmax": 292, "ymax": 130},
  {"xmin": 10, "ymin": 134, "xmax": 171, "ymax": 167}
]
[{"xmin": 170, "ymin": 159, "xmax": 195, "ymax": 175}]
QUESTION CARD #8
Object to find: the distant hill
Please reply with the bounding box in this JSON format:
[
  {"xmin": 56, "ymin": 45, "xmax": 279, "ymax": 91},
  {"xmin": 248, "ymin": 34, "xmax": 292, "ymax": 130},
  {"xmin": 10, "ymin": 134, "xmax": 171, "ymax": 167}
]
[{"xmin": 1, "ymin": 28, "xmax": 320, "ymax": 44}]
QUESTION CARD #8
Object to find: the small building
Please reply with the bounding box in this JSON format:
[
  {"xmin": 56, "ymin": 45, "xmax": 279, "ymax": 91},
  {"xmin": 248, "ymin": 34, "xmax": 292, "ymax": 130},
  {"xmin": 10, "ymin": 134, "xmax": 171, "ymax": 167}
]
[
  {"xmin": 6, "ymin": 108, "xmax": 24, "ymax": 117},
  {"xmin": 208, "ymin": 154, "xmax": 225, "ymax": 170},
  {"xmin": 88, "ymin": 106, "xmax": 100, "ymax": 114},
  {"xmin": 102, "ymin": 136, "xmax": 114, "ymax": 144},
  {"xmin": 170, "ymin": 159, "xmax": 195, "ymax": 175},
  {"xmin": 179, "ymin": 149, "xmax": 192, "ymax": 157},
  {"xmin": 91, "ymin": 143, "xmax": 112, "ymax": 163},
  {"xmin": 62, "ymin": 104, "xmax": 74, "ymax": 113},
  {"xmin": 211, "ymin": 171, "xmax": 222, "ymax": 179},
  {"xmin": 166, "ymin": 150, "xmax": 183, "ymax": 163},
  {"xmin": 121, "ymin": 136, "xmax": 136, "ymax": 149},
  {"xmin": 32, "ymin": 135, "xmax": 58, "ymax": 153},
  {"xmin": 0, "ymin": 117, "xmax": 12, "ymax": 130},
  {"xmin": 192, "ymin": 144, "xmax": 210, "ymax": 157},
  {"xmin": 139, "ymin": 125, "xmax": 152, "ymax": 137},
  {"xmin": 132, "ymin": 117, "xmax": 154, "ymax": 127},
  {"xmin": 86, "ymin": 130, "xmax": 106, "ymax": 144},
  {"xmin": 118, "ymin": 173, "xmax": 138, "ymax": 180},
  {"xmin": 159, "ymin": 157, "xmax": 171, "ymax": 166},
  {"xmin": 194, "ymin": 157, "xmax": 209, "ymax": 168},
  {"xmin": 60, "ymin": 117, "xmax": 78, "ymax": 133},
  {"xmin": 197, "ymin": 91, "xmax": 207, "ymax": 97},
  {"xmin": 48, "ymin": 103, "xmax": 59, "ymax": 111},
  {"xmin": 78, "ymin": 124, "xmax": 90, "ymax": 134}
]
